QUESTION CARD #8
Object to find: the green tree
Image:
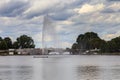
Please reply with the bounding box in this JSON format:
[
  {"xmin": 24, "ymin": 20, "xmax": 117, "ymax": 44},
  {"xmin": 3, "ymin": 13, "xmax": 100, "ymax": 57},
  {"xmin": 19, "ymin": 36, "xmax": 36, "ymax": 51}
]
[
  {"xmin": 72, "ymin": 43, "xmax": 78, "ymax": 49},
  {"xmin": 72, "ymin": 32, "xmax": 120, "ymax": 54},
  {"xmin": 76, "ymin": 34, "xmax": 86, "ymax": 50},
  {"xmin": 0, "ymin": 40, "xmax": 8, "ymax": 50},
  {"xmin": 0, "ymin": 37, "xmax": 2, "ymax": 41},
  {"xmin": 13, "ymin": 41, "xmax": 19, "ymax": 49},
  {"xmin": 71, "ymin": 43, "xmax": 79, "ymax": 54},
  {"xmin": 13, "ymin": 35, "xmax": 35, "ymax": 49},
  {"xmin": 105, "ymin": 37, "xmax": 120, "ymax": 54},
  {"xmin": 76, "ymin": 32, "xmax": 100, "ymax": 50},
  {"xmin": 99, "ymin": 41, "xmax": 107, "ymax": 53},
  {"xmin": 90, "ymin": 38, "xmax": 105, "ymax": 49},
  {"xmin": 4, "ymin": 37, "xmax": 13, "ymax": 49},
  {"xmin": 0, "ymin": 37, "xmax": 8, "ymax": 50},
  {"xmin": 111, "ymin": 37, "xmax": 120, "ymax": 51}
]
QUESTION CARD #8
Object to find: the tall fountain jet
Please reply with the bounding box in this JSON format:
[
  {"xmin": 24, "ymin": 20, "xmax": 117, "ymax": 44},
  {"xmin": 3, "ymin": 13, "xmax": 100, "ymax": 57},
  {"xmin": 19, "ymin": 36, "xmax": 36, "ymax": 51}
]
[{"xmin": 42, "ymin": 15, "xmax": 59, "ymax": 54}]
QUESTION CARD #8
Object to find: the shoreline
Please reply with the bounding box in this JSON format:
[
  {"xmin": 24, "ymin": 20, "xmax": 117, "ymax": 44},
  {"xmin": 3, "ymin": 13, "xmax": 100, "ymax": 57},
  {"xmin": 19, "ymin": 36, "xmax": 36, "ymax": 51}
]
[{"xmin": 0, "ymin": 54, "xmax": 120, "ymax": 56}]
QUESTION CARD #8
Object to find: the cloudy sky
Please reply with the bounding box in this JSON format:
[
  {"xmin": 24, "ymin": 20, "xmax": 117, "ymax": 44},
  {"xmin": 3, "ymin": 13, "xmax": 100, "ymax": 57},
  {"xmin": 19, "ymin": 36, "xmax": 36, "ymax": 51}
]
[{"xmin": 0, "ymin": 0, "xmax": 120, "ymax": 48}]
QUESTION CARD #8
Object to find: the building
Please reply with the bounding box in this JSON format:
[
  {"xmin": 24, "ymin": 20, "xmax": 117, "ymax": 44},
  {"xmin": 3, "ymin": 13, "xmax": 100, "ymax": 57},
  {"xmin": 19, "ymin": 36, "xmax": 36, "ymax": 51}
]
[{"xmin": 15, "ymin": 48, "xmax": 42, "ymax": 55}]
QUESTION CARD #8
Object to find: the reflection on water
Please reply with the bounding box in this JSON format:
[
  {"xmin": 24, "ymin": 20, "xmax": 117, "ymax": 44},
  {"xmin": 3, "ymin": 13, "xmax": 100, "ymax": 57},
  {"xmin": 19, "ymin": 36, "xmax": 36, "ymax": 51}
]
[
  {"xmin": 0, "ymin": 56, "xmax": 120, "ymax": 80},
  {"xmin": 76, "ymin": 66, "xmax": 100, "ymax": 80},
  {"xmin": 0, "ymin": 65, "xmax": 33, "ymax": 80}
]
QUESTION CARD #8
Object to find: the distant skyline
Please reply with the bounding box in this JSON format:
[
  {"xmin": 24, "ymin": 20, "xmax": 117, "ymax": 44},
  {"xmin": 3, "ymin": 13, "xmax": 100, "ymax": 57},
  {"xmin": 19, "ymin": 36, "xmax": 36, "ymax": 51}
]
[{"xmin": 0, "ymin": 0, "xmax": 120, "ymax": 48}]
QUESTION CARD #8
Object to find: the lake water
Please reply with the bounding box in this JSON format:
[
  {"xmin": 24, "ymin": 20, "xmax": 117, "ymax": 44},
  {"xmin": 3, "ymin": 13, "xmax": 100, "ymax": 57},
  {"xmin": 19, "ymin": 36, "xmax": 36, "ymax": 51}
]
[{"xmin": 0, "ymin": 55, "xmax": 120, "ymax": 80}]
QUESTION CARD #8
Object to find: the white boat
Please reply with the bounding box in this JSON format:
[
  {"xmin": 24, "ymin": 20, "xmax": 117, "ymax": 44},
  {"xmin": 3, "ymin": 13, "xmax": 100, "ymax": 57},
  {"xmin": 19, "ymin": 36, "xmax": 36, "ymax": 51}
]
[{"xmin": 33, "ymin": 55, "xmax": 48, "ymax": 58}]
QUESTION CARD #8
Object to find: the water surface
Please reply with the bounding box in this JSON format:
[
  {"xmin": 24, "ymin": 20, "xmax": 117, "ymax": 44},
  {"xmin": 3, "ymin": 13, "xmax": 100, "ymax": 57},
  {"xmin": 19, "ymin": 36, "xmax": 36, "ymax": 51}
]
[{"xmin": 0, "ymin": 55, "xmax": 120, "ymax": 80}]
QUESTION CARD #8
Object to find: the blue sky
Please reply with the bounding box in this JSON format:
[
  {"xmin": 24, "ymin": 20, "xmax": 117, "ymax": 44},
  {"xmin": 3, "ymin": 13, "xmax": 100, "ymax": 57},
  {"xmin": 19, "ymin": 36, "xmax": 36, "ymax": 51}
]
[{"xmin": 0, "ymin": 0, "xmax": 120, "ymax": 48}]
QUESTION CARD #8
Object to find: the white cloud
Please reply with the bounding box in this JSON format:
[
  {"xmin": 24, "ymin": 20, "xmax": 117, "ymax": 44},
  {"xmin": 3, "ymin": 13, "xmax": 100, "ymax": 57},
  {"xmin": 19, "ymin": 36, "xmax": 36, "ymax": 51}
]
[
  {"xmin": 0, "ymin": 0, "xmax": 10, "ymax": 6},
  {"xmin": 33, "ymin": 33, "xmax": 42, "ymax": 42},
  {"xmin": 61, "ymin": 42, "xmax": 72, "ymax": 48},
  {"xmin": 104, "ymin": 14, "xmax": 120, "ymax": 23},
  {"xmin": 74, "ymin": 3, "xmax": 105, "ymax": 14},
  {"xmin": 33, "ymin": 32, "xmax": 55, "ymax": 43},
  {"xmin": 0, "ymin": 17, "xmax": 21, "ymax": 26},
  {"xmin": 0, "ymin": 0, "xmax": 119, "ymax": 48},
  {"xmin": 71, "ymin": 10, "xmax": 120, "ymax": 24},
  {"xmin": 108, "ymin": 3, "xmax": 120, "ymax": 11},
  {"xmin": 56, "ymin": 25, "xmax": 64, "ymax": 33},
  {"xmin": 43, "ymin": 35, "xmax": 54, "ymax": 42},
  {"xmin": 23, "ymin": 0, "xmax": 59, "ymax": 16},
  {"xmin": 55, "ymin": 20, "xmax": 74, "ymax": 33},
  {"xmin": 60, "ymin": 20, "xmax": 74, "ymax": 25},
  {"xmin": 102, "ymin": 32, "xmax": 120, "ymax": 40},
  {"xmin": 0, "ymin": 30, "xmax": 3, "ymax": 34}
]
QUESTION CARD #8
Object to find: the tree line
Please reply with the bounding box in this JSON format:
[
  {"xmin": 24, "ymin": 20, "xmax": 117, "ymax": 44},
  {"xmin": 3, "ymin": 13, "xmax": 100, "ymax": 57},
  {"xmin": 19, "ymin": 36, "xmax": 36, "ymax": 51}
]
[
  {"xmin": 71, "ymin": 32, "xmax": 120, "ymax": 55},
  {"xmin": 0, "ymin": 35, "xmax": 35, "ymax": 50}
]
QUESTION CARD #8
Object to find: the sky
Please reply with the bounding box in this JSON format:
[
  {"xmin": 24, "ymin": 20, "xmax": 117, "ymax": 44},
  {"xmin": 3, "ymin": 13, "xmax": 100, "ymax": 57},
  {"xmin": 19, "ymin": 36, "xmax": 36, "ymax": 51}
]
[{"xmin": 0, "ymin": 0, "xmax": 120, "ymax": 48}]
